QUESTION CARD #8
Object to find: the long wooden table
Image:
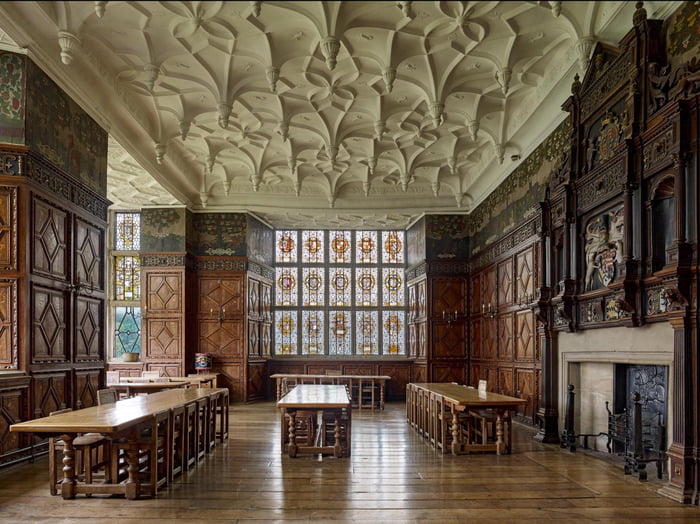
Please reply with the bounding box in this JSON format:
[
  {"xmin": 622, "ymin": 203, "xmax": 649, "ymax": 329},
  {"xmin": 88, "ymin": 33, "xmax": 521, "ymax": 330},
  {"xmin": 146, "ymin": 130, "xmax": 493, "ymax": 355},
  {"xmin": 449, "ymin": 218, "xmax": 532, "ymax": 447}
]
[
  {"xmin": 112, "ymin": 380, "xmax": 189, "ymax": 397},
  {"xmin": 270, "ymin": 373, "xmax": 390, "ymax": 410},
  {"xmin": 10, "ymin": 387, "xmax": 228, "ymax": 499},
  {"xmin": 277, "ymin": 384, "xmax": 351, "ymax": 458},
  {"xmin": 406, "ymin": 383, "xmax": 526, "ymax": 455},
  {"xmin": 120, "ymin": 375, "xmax": 218, "ymax": 388}
]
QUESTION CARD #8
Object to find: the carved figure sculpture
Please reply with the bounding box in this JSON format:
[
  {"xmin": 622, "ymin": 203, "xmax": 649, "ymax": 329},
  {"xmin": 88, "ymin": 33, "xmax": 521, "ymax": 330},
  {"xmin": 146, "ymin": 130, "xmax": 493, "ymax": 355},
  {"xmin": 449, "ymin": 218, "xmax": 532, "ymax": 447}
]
[{"xmin": 584, "ymin": 217, "xmax": 609, "ymax": 291}]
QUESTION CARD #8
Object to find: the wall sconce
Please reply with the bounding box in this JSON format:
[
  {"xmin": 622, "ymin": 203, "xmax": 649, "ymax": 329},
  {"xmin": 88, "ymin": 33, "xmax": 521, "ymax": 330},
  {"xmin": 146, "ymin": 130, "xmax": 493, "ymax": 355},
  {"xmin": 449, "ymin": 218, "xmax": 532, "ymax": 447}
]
[
  {"xmin": 68, "ymin": 278, "xmax": 95, "ymax": 295},
  {"xmin": 442, "ymin": 310, "xmax": 464, "ymax": 326},
  {"xmin": 517, "ymin": 293, "xmax": 534, "ymax": 308},
  {"xmin": 481, "ymin": 303, "xmax": 496, "ymax": 319},
  {"xmin": 211, "ymin": 306, "xmax": 226, "ymax": 323}
]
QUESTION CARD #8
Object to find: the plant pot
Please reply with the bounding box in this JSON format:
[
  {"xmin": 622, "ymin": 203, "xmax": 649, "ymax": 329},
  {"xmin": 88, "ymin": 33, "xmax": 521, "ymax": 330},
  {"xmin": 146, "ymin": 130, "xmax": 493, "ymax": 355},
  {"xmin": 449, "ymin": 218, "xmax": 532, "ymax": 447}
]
[{"xmin": 122, "ymin": 352, "xmax": 139, "ymax": 362}]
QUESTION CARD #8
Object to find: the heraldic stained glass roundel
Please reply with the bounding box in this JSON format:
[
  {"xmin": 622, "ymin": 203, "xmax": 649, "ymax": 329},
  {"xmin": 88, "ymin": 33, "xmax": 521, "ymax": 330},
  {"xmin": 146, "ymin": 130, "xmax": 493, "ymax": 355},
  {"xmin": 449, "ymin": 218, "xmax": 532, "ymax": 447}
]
[
  {"xmin": 277, "ymin": 271, "xmax": 296, "ymax": 291},
  {"xmin": 304, "ymin": 270, "xmax": 322, "ymax": 291},
  {"xmin": 278, "ymin": 234, "xmax": 295, "ymax": 255},
  {"xmin": 277, "ymin": 314, "xmax": 295, "ymax": 335},
  {"xmin": 331, "ymin": 234, "xmax": 349, "ymax": 255},
  {"xmin": 384, "ymin": 272, "xmax": 402, "ymax": 292},
  {"xmin": 358, "ymin": 234, "xmax": 374, "ymax": 254},
  {"xmin": 358, "ymin": 272, "xmax": 375, "ymax": 291},
  {"xmin": 304, "ymin": 235, "xmax": 321, "ymax": 254},
  {"xmin": 384, "ymin": 231, "xmax": 402, "ymax": 258},
  {"xmin": 332, "ymin": 271, "xmax": 349, "ymax": 291}
]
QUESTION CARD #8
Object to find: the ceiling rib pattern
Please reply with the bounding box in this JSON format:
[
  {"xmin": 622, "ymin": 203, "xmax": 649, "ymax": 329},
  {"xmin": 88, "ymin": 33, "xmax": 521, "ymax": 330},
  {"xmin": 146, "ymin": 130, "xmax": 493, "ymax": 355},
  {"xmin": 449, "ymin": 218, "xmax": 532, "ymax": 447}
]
[{"xmin": 0, "ymin": 1, "xmax": 673, "ymax": 228}]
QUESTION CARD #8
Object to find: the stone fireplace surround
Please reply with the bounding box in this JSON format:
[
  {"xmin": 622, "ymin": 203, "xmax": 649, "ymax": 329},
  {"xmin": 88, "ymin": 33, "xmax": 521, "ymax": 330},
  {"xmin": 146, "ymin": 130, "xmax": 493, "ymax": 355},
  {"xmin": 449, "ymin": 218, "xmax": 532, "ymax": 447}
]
[{"xmin": 558, "ymin": 323, "xmax": 674, "ymax": 452}]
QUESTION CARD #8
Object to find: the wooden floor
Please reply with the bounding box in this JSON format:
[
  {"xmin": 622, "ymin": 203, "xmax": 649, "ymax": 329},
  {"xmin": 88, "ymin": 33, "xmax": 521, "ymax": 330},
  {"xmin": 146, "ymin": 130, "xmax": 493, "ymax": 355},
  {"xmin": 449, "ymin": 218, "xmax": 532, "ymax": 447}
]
[{"xmin": 2, "ymin": 401, "xmax": 700, "ymax": 523}]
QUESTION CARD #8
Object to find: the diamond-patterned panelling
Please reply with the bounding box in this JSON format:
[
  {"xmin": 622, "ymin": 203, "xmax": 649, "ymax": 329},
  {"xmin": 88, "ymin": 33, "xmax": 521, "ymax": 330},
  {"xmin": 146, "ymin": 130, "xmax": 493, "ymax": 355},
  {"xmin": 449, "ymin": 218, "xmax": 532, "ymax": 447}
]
[
  {"xmin": 0, "ymin": 280, "xmax": 15, "ymax": 366},
  {"xmin": 75, "ymin": 218, "xmax": 102, "ymax": 287},
  {"xmin": 515, "ymin": 310, "xmax": 535, "ymax": 360},
  {"xmin": 498, "ymin": 258, "xmax": 513, "ymax": 306},
  {"xmin": 0, "ymin": 187, "xmax": 17, "ymax": 270},
  {"xmin": 498, "ymin": 313, "xmax": 513, "ymax": 360},
  {"xmin": 198, "ymin": 320, "xmax": 243, "ymax": 358},
  {"xmin": 75, "ymin": 297, "xmax": 100, "ymax": 360},
  {"xmin": 516, "ymin": 247, "xmax": 534, "ymax": 300},
  {"xmin": 32, "ymin": 198, "xmax": 67, "ymax": 279},
  {"xmin": 32, "ymin": 287, "xmax": 66, "ymax": 361},
  {"xmin": 145, "ymin": 319, "xmax": 181, "ymax": 358}
]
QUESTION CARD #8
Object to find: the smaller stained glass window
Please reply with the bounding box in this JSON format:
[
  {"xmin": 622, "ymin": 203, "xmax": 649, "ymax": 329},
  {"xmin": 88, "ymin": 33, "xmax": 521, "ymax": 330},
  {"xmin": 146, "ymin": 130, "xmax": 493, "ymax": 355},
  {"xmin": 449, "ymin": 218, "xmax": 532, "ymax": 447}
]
[
  {"xmin": 329, "ymin": 310, "xmax": 352, "ymax": 355},
  {"xmin": 115, "ymin": 212, "xmax": 140, "ymax": 250},
  {"xmin": 301, "ymin": 310, "xmax": 324, "ymax": 354},
  {"xmin": 302, "ymin": 230, "xmax": 325, "ymax": 263},
  {"xmin": 382, "ymin": 268, "xmax": 404, "ymax": 306},
  {"xmin": 382, "ymin": 310, "xmax": 405, "ymax": 355},
  {"xmin": 114, "ymin": 256, "xmax": 141, "ymax": 301},
  {"xmin": 355, "ymin": 231, "xmax": 377, "ymax": 264},
  {"xmin": 275, "ymin": 268, "xmax": 298, "ymax": 306},
  {"xmin": 274, "ymin": 311, "xmax": 298, "ymax": 355},
  {"xmin": 355, "ymin": 267, "xmax": 377, "ymax": 306},
  {"xmin": 329, "ymin": 231, "xmax": 351, "ymax": 263},
  {"xmin": 328, "ymin": 267, "xmax": 352, "ymax": 306},
  {"xmin": 276, "ymin": 231, "xmax": 297, "ymax": 263},
  {"xmin": 114, "ymin": 306, "xmax": 141, "ymax": 357},
  {"xmin": 302, "ymin": 267, "xmax": 325, "ymax": 306},
  {"xmin": 355, "ymin": 310, "xmax": 378, "ymax": 355},
  {"xmin": 382, "ymin": 231, "xmax": 404, "ymax": 263}
]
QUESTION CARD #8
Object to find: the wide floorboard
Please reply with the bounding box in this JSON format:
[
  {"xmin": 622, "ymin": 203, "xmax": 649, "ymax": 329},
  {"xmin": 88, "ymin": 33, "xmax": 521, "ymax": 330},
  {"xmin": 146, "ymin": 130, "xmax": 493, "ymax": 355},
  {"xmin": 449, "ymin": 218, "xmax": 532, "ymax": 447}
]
[{"xmin": 1, "ymin": 401, "xmax": 700, "ymax": 523}]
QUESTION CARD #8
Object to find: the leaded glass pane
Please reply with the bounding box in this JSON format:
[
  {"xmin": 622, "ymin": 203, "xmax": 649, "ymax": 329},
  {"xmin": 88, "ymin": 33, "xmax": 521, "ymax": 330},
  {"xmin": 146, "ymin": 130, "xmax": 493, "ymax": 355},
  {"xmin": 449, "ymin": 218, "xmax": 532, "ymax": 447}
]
[
  {"xmin": 301, "ymin": 310, "xmax": 324, "ymax": 355},
  {"xmin": 114, "ymin": 256, "xmax": 141, "ymax": 300},
  {"xmin": 302, "ymin": 230, "xmax": 325, "ymax": 263},
  {"xmin": 382, "ymin": 268, "xmax": 404, "ymax": 306},
  {"xmin": 275, "ymin": 230, "xmax": 297, "ymax": 263},
  {"xmin": 275, "ymin": 268, "xmax": 298, "ymax": 306},
  {"xmin": 302, "ymin": 267, "xmax": 325, "ymax": 306},
  {"xmin": 328, "ymin": 267, "xmax": 351, "ymax": 306},
  {"xmin": 329, "ymin": 230, "xmax": 351, "ymax": 263},
  {"xmin": 114, "ymin": 306, "xmax": 141, "ymax": 357},
  {"xmin": 274, "ymin": 311, "xmax": 297, "ymax": 355},
  {"xmin": 355, "ymin": 267, "xmax": 377, "ymax": 307},
  {"xmin": 115, "ymin": 212, "xmax": 140, "ymax": 250},
  {"xmin": 382, "ymin": 310, "xmax": 405, "ymax": 355},
  {"xmin": 382, "ymin": 230, "xmax": 404, "ymax": 264},
  {"xmin": 328, "ymin": 310, "xmax": 351, "ymax": 355},
  {"xmin": 355, "ymin": 310, "xmax": 378, "ymax": 355},
  {"xmin": 355, "ymin": 230, "xmax": 377, "ymax": 264}
]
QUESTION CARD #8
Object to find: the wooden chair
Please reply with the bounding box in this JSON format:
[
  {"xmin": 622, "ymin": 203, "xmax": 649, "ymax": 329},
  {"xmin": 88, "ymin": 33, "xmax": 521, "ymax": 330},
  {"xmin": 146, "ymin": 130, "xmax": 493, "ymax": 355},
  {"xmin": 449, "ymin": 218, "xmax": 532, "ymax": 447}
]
[
  {"xmin": 97, "ymin": 388, "xmax": 118, "ymax": 405},
  {"xmin": 105, "ymin": 371, "xmax": 120, "ymax": 386},
  {"xmin": 359, "ymin": 378, "xmax": 377, "ymax": 410},
  {"xmin": 183, "ymin": 400, "xmax": 199, "ymax": 471},
  {"xmin": 48, "ymin": 409, "xmax": 112, "ymax": 495},
  {"xmin": 168, "ymin": 404, "xmax": 186, "ymax": 482}
]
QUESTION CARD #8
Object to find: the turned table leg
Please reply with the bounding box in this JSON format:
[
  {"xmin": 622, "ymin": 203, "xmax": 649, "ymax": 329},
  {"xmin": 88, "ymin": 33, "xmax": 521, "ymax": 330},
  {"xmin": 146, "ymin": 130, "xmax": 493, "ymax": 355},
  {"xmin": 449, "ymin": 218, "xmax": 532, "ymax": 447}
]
[
  {"xmin": 495, "ymin": 411, "xmax": 504, "ymax": 455},
  {"xmin": 287, "ymin": 410, "xmax": 297, "ymax": 458},
  {"xmin": 123, "ymin": 430, "xmax": 141, "ymax": 499},
  {"xmin": 59, "ymin": 433, "xmax": 77, "ymax": 499}
]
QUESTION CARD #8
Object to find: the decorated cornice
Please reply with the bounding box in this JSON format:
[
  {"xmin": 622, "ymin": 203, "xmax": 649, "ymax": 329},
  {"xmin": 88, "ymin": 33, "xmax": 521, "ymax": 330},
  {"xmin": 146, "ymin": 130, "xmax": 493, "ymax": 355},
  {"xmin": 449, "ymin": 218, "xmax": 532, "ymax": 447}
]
[
  {"xmin": 142, "ymin": 253, "xmax": 187, "ymax": 267},
  {"xmin": 247, "ymin": 260, "xmax": 274, "ymax": 281},
  {"xmin": 575, "ymin": 157, "xmax": 626, "ymax": 213},
  {"xmin": 470, "ymin": 214, "xmax": 541, "ymax": 272},
  {"xmin": 192, "ymin": 257, "xmax": 246, "ymax": 272}
]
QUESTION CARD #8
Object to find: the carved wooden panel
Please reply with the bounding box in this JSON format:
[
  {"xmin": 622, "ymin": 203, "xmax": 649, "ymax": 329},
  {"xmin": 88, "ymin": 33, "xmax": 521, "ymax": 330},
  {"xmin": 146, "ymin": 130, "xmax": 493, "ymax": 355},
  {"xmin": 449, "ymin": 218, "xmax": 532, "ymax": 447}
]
[
  {"xmin": 408, "ymin": 284, "xmax": 417, "ymax": 322},
  {"xmin": 515, "ymin": 310, "xmax": 535, "ymax": 361},
  {"xmin": 31, "ymin": 285, "xmax": 67, "ymax": 362},
  {"xmin": 145, "ymin": 272, "xmax": 183, "ymax": 314},
  {"xmin": 247, "ymin": 362, "xmax": 266, "ymax": 401},
  {"xmin": 482, "ymin": 266, "xmax": 496, "ymax": 309},
  {"xmin": 216, "ymin": 361, "xmax": 243, "ymax": 402},
  {"xmin": 197, "ymin": 319, "xmax": 243, "ymax": 358},
  {"xmin": 498, "ymin": 258, "xmax": 513, "ymax": 306},
  {"xmin": 408, "ymin": 324, "xmax": 417, "ymax": 358},
  {"xmin": 74, "ymin": 369, "xmax": 100, "ymax": 409},
  {"xmin": 146, "ymin": 362, "xmax": 183, "ymax": 377},
  {"xmin": 247, "ymin": 277, "xmax": 260, "ymax": 319},
  {"xmin": 0, "ymin": 383, "xmax": 27, "ymax": 461},
  {"xmin": 516, "ymin": 246, "xmax": 535, "ymax": 302},
  {"xmin": 498, "ymin": 367, "xmax": 514, "ymax": 397},
  {"xmin": 248, "ymin": 320, "xmax": 260, "ymax": 356},
  {"xmin": 343, "ymin": 364, "xmax": 374, "ymax": 376},
  {"xmin": 0, "ymin": 186, "xmax": 17, "ymax": 270},
  {"xmin": 261, "ymin": 281, "xmax": 272, "ymax": 322},
  {"xmin": 470, "ymin": 318, "xmax": 482, "ymax": 359},
  {"xmin": 432, "ymin": 363, "xmax": 466, "ymax": 384},
  {"xmin": 498, "ymin": 313, "xmax": 514, "ymax": 361},
  {"xmin": 417, "ymin": 321, "xmax": 427, "ymax": 358},
  {"xmin": 0, "ymin": 280, "xmax": 16, "ymax": 366},
  {"xmin": 261, "ymin": 322, "xmax": 272, "ymax": 357},
  {"xmin": 434, "ymin": 323, "xmax": 466, "ymax": 358},
  {"xmin": 74, "ymin": 217, "xmax": 103, "ymax": 290},
  {"xmin": 433, "ymin": 278, "xmax": 466, "ymax": 316},
  {"xmin": 470, "ymin": 364, "xmax": 481, "ymax": 387},
  {"xmin": 74, "ymin": 296, "xmax": 102, "ymax": 361},
  {"xmin": 32, "ymin": 371, "xmax": 70, "ymax": 417},
  {"xmin": 482, "ymin": 317, "xmax": 497, "ymax": 360},
  {"xmin": 413, "ymin": 364, "xmax": 427, "ymax": 384},
  {"xmin": 378, "ymin": 364, "xmax": 411, "ymax": 399},
  {"xmin": 470, "ymin": 273, "xmax": 481, "ymax": 313},
  {"xmin": 474, "ymin": 366, "xmax": 498, "ymax": 391},
  {"xmin": 197, "ymin": 275, "xmax": 244, "ymax": 316},
  {"xmin": 417, "ymin": 279, "xmax": 427, "ymax": 319},
  {"xmin": 143, "ymin": 319, "xmax": 182, "ymax": 358},
  {"xmin": 32, "ymin": 197, "xmax": 68, "ymax": 280},
  {"xmin": 516, "ymin": 368, "xmax": 536, "ymax": 420}
]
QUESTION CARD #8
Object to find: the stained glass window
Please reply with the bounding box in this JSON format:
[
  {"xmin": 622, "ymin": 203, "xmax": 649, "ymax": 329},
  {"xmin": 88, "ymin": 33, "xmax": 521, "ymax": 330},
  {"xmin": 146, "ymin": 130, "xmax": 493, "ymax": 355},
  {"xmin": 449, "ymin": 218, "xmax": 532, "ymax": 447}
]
[
  {"xmin": 114, "ymin": 306, "xmax": 141, "ymax": 357},
  {"xmin": 329, "ymin": 231, "xmax": 351, "ymax": 263},
  {"xmin": 328, "ymin": 267, "xmax": 352, "ymax": 306},
  {"xmin": 355, "ymin": 310, "xmax": 378, "ymax": 355},
  {"xmin": 355, "ymin": 230, "xmax": 377, "ymax": 263},
  {"xmin": 302, "ymin": 230, "xmax": 325, "ymax": 263},
  {"xmin": 355, "ymin": 267, "xmax": 377, "ymax": 307},
  {"xmin": 274, "ymin": 310, "xmax": 298, "ymax": 355},
  {"xmin": 382, "ymin": 230, "xmax": 404, "ymax": 264},
  {"xmin": 328, "ymin": 310, "xmax": 352, "ymax": 355},
  {"xmin": 115, "ymin": 212, "xmax": 140, "ymax": 250},
  {"xmin": 276, "ymin": 230, "xmax": 297, "ymax": 263},
  {"xmin": 382, "ymin": 268, "xmax": 404, "ymax": 306},
  {"xmin": 301, "ymin": 310, "xmax": 324, "ymax": 354},
  {"xmin": 273, "ymin": 230, "xmax": 405, "ymax": 356},
  {"xmin": 275, "ymin": 268, "xmax": 298, "ymax": 306},
  {"xmin": 114, "ymin": 256, "xmax": 141, "ymax": 301},
  {"xmin": 382, "ymin": 311, "xmax": 405, "ymax": 355}
]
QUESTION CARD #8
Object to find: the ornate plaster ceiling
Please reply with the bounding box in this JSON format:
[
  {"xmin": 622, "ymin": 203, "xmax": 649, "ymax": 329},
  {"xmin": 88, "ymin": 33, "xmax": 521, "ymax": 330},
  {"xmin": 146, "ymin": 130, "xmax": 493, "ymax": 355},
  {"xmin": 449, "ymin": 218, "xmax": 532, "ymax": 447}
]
[{"xmin": 0, "ymin": 1, "xmax": 681, "ymax": 229}]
